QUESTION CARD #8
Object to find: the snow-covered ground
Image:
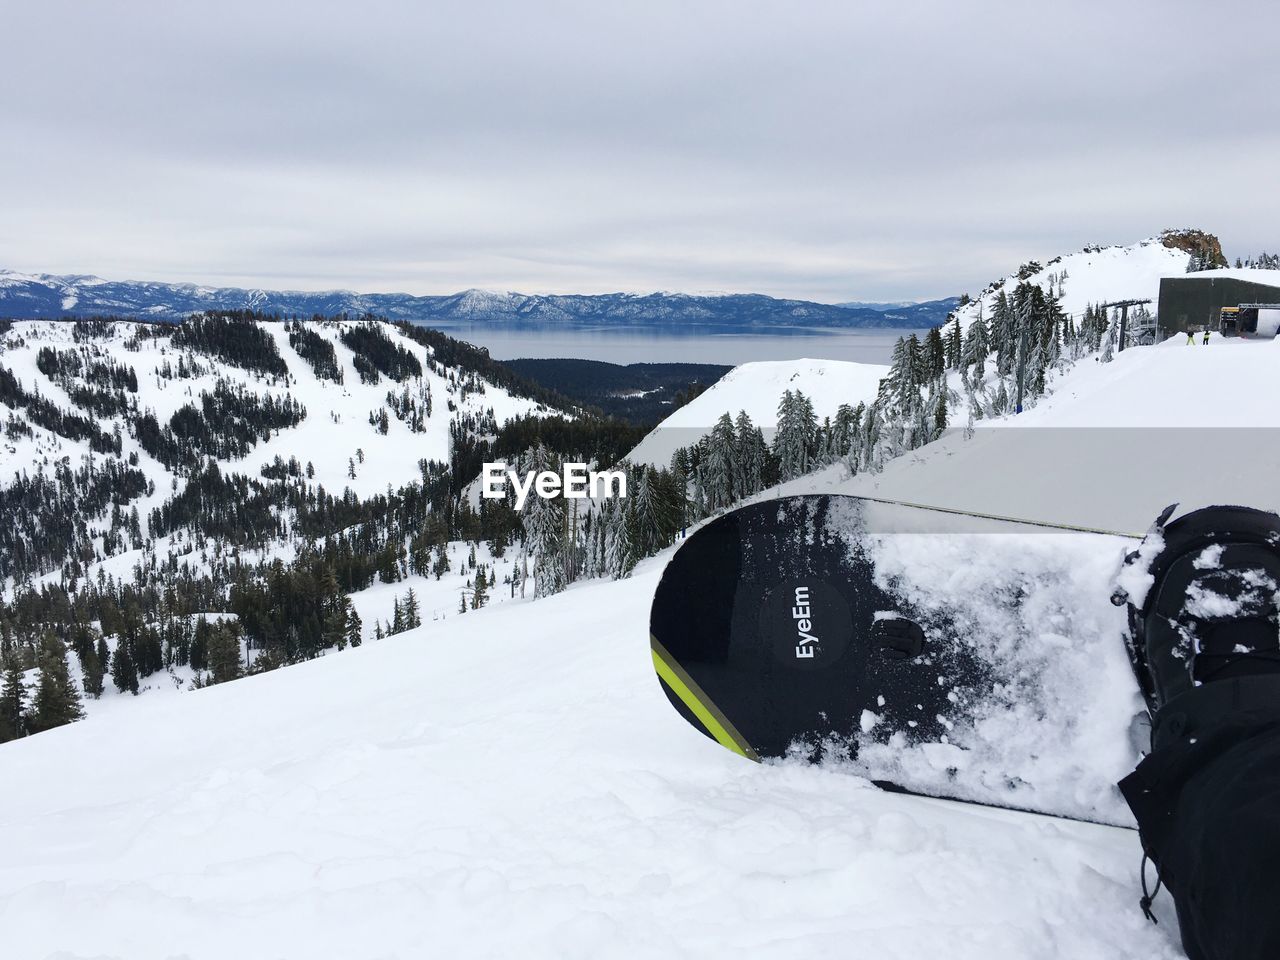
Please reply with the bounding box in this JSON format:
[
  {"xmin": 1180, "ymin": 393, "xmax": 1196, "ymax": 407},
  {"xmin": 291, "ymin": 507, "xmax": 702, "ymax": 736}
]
[{"xmin": 0, "ymin": 549, "xmax": 1182, "ymax": 959}]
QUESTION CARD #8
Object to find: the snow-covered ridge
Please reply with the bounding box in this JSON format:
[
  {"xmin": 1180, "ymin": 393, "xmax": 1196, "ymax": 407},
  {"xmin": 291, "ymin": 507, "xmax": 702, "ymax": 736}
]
[{"xmin": 953, "ymin": 236, "xmax": 1191, "ymax": 331}]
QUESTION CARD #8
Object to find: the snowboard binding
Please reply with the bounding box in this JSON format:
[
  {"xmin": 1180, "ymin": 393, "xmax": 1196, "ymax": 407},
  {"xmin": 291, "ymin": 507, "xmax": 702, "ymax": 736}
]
[{"xmin": 1114, "ymin": 504, "xmax": 1280, "ymax": 716}]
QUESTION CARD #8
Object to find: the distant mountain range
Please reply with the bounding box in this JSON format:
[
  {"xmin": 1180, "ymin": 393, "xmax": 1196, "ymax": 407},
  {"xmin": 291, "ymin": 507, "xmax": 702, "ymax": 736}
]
[{"xmin": 0, "ymin": 269, "xmax": 959, "ymax": 330}]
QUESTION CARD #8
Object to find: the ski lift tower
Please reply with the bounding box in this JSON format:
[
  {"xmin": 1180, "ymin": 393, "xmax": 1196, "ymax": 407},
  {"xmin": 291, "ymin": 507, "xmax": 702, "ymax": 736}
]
[{"xmin": 1101, "ymin": 298, "xmax": 1154, "ymax": 352}]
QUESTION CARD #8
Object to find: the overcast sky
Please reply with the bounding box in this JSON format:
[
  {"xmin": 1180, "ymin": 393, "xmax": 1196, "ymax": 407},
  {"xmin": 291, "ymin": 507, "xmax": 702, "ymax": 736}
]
[{"xmin": 2, "ymin": 1, "xmax": 1278, "ymax": 302}]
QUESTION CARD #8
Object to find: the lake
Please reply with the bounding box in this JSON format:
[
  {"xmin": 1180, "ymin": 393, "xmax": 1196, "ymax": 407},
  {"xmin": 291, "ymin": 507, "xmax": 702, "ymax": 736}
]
[{"xmin": 424, "ymin": 323, "xmax": 917, "ymax": 366}]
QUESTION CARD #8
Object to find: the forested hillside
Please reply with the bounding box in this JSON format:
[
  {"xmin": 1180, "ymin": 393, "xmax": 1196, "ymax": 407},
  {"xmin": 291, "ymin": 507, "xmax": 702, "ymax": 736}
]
[{"xmin": 0, "ymin": 313, "xmax": 653, "ymax": 740}]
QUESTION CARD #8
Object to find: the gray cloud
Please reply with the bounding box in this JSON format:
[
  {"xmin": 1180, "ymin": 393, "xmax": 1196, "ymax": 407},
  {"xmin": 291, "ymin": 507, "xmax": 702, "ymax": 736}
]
[{"xmin": 2, "ymin": 0, "xmax": 1277, "ymax": 301}]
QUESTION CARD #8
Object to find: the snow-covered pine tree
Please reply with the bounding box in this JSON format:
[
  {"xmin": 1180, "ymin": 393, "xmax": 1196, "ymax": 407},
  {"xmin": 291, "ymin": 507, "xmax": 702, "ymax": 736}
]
[
  {"xmin": 944, "ymin": 316, "xmax": 963, "ymax": 370},
  {"xmin": 963, "ymin": 307, "xmax": 989, "ymax": 381},
  {"xmin": 1012, "ymin": 287, "xmax": 1037, "ymax": 411},
  {"xmin": 813, "ymin": 416, "xmax": 835, "ymax": 467},
  {"xmin": 851, "ymin": 401, "xmax": 884, "ymax": 474},
  {"xmin": 520, "ymin": 442, "xmax": 569, "ymax": 597},
  {"xmin": 404, "ymin": 588, "xmax": 421, "ymax": 628},
  {"xmin": 733, "ymin": 411, "xmax": 765, "ymax": 501},
  {"xmin": 993, "ymin": 379, "xmax": 1011, "ymax": 415},
  {"xmin": 831, "ymin": 403, "xmax": 859, "ymax": 461},
  {"xmin": 603, "ymin": 499, "xmax": 634, "ymax": 579},
  {"xmin": 990, "ymin": 291, "xmax": 1015, "ymax": 375},
  {"xmin": 699, "ymin": 413, "xmax": 737, "ymax": 511},
  {"xmin": 773, "ymin": 389, "xmax": 817, "ymax": 483},
  {"xmin": 1100, "ymin": 310, "xmax": 1118, "ymax": 363}
]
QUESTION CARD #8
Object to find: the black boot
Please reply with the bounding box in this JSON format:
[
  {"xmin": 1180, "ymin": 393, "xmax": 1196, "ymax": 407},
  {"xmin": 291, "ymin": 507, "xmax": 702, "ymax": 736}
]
[
  {"xmin": 1114, "ymin": 504, "xmax": 1280, "ymax": 717},
  {"xmin": 1116, "ymin": 506, "xmax": 1280, "ymax": 958}
]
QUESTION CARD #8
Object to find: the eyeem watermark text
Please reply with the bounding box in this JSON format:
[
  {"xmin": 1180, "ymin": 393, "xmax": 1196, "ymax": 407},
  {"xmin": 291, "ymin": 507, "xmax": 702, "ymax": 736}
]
[{"xmin": 481, "ymin": 462, "xmax": 627, "ymax": 510}]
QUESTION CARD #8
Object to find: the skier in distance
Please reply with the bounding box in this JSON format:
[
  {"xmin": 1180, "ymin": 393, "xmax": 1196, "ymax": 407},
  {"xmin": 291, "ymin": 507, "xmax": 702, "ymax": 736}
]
[{"xmin": 1114, "ymin": 504, "xmax": 1280, "ymax": 959}]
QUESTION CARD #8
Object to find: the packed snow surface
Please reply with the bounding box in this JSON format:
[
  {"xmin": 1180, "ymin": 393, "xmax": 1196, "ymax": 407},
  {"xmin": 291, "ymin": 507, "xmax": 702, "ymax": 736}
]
[{"xmin": 0, "ymin": 552, "xmax": 1182, "ymax": 959}]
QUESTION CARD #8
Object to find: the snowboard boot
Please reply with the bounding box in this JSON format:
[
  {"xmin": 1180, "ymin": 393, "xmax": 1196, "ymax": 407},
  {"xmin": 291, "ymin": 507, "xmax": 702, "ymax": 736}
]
[{"xmin": 1114, "ymin": 504, "xmax": 1280, "ymax": 728}]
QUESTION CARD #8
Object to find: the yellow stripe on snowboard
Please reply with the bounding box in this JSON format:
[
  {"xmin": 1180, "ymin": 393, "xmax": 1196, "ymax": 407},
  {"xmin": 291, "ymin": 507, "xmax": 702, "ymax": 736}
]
[{"xmin": 651, "ymin": 636, "xmax": 759, "ymax": 762}]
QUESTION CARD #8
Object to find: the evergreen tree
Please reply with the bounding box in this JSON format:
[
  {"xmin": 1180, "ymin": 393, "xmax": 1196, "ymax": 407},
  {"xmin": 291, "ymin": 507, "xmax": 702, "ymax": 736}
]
[
  {"xmin": 773, "ymin": 389, "xmax": 817, "ymax": 482},
  {"xmin": 1100, "ymin": 310, "xmax": 1118, "ymax": 363},
  {"xmin": 733, "ymin": 411, "xmax": 766, "ymax": 500},
  {"xmin": 922, "ymin": 327, "xmax": 946, "ymax": 381},
  {"xmin": 944, "ymin": 315, "xmax": 963, "ymax": 369},
  {"xmin": 346, "ymin": 606, "xmax": 363, "ymax": 648},
  {"xmin": 28, "ymin": 634, "xmax": 84, "ymax": 733},
  {"xmin": 831, "ymin": 403, "xmax": 859, "ymax": 461},
  {"xmin": 80, "ymin": 637, "xmax": 105, "ymax": 699},
  {"xmin": 111, "ymin": 640, "xmax": 139, "ymax": 695},
  {"xmin": 699, "ymin": 413, "xmax": 737, "ymax": 511},
  {"xmin": 404, "ymin": 588, "xmax": 422, "ymax": 628},
  {"xmin": 629, "ymin": 467, "xmax": 678, "ymax": 557},
  {"xmin": 471, "ymin": 568, "xmax": 489, "ymax": 609},
  {"xmin": 990, "ymin": 292, "xmax": 1016, "ymax": 375},
  {"xmin": 432, "ymin": 542, "xmax": 450, "ymax": 580},
  {"xmin": 326, "ymin": 599, "xmax": 348, "ymax": 650},
  {"xmin": 521, "ymin": 443, "xmax": 568, "ymax": 597},
  {"xmin": 95, "ymin": 636, "xmax": 111, "ymax": 688},
  {"xmin": 207, "ymin": 623, "xmax": 243, "ymax": 685},
  {"xmin": 932, "ymin": 385, "xmax": 949, "ymax": 438},
  {"xmin": 0, "ymin": 657, "xmax": 26, "ymax": 743},
  {"xmin": 963, "ymin": 308, "xmax": 990, "ymax": 381}
]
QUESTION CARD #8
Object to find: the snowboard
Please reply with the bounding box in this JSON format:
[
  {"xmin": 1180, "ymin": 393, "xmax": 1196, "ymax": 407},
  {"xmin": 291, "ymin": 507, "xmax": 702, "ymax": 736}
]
[{"xmin": 649, "ymin": 494, "xmax": 1148, "ymax": 826}]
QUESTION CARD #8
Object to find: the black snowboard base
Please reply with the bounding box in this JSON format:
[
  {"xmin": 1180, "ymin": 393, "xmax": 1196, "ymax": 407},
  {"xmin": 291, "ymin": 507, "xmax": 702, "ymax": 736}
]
[{"xmin": 649, "ymin": 495, "xmax": 1144, "ymax": 826}]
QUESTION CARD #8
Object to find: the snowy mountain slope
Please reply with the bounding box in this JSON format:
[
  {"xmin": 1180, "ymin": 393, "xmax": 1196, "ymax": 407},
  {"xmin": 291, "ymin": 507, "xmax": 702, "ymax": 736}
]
[
  {"xmin": 0, "ymin": 549, "xmax": 1182, "ymax": 960},
  {"xmin": 626, "ymin": 358, "xmax": 888, "ymax": 467},
  {"xmin": 1, "ymin": 318, "xmax": 548, "ymax": 505},
  {"xmin": 0, "ymin": 317, "xmax": 561, "ymax": 666},
  {"xmin": 0, "ymin": 269, "xmax": 939, "ymax": 329},
  {"xmin": 952, "ymin": 236, "xmax": 1191, "ymax": 331}
]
